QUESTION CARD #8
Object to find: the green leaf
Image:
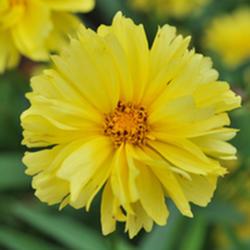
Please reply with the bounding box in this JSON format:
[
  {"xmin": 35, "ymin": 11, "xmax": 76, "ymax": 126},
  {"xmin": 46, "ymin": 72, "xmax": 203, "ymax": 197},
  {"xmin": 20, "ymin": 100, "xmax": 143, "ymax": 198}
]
[
  {"xmin": 12, "ymin": 203, "xmax": 110, "ymax": 250},
  {"xmin": 140, "ymin": 204, "xmax": 184, "ymax": 250},
  {"xmin": 179, "ymin": 215, "xmax": 207, "ymax": 250},
  {"xmin": 0, "ymin": 226, "xmax": 57, "ymax": 250},
  {"xmin": 0, "ymin": 153, "xmax": 29, "ymax": 191}
]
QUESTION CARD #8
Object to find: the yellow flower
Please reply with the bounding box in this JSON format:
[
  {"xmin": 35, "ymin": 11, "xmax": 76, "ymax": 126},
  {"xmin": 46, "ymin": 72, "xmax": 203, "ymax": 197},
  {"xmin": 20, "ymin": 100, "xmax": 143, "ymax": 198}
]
[
  {"xmin": 0, "ymin": 0, "xmax": 95, "ymax": 73},
  {"xmin": 204, "ymin": 8, "xmax": 250, "ymax": 68},
  {"xmin": 130, "ymin": 0, "xmax": 209, "ymax": 18},
  {"xmin": 21, "ymin": 12, "xmax": 241, "ymax": 238}
]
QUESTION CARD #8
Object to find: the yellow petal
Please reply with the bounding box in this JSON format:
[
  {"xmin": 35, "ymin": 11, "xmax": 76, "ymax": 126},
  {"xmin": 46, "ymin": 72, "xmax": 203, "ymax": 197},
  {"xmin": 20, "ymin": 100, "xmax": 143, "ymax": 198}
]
[
  {"xmin": 125, "ymin": 144, "xmax": 140, "ymax": 202},
  {"xmin": 0, "ymin": 2, "xmax": 25, "ymax": 29},
  {"xmin": 194, "ymin": 81, "xmax": 241, "ymax": 113},
  {"xmin": 31, "ymin": 70, "xmax": 102, "ymax": 123},
  {"xmin": 32, "ymin": 172, "xmax": 69, "ymax": 205},
  {"xmin": 154, "ymin": 113, "xmax": 231, "ymax": 139},
  {"xmin": 69, "ymin": 154, "xmax": 113, "ymax": 210},
  {"xmin": 46, "ymin": 12, "xmax": 81, "ymax": 53},
  {"xmin": 136, "ymin": 162, "xmax": 169, "ymax": 225},
  {"xmin": 125, "ymin": 202, "xmax": 154, "ymax": 239},
  {"xmin": 177, "ymin": 174, "xmax": 218, "ymax": 207},
  {"xmin": 57, "ymin": 136, "xmax": 112, "ymax": 202},
  {"xmin": 101, "ymin": 181, "xmax": 116, "ymax": 235},
  {"xmin": 191, "ymin": 129, "xmax": 238, "ymax": 160},
  {"xmin": 23, "ymin": 146, "xmax": 61, "ymax": 175},
  {"xmin": 149, "ymin": 141, "xmax": 225, "ymax": 175},
  {"xmin": 143, "ymin": 25, "xmax": 191, "ymax": 105},
  {"xmin": 52, "ymin": 28, "xmax": 120, "ymax": 113},
  {"xmin": 186, "ymin": 113, "xmax": 231, "ymax": 138},
  {"xmin": 24, "ymin": 93, "xmax": 101, "ymax": 130},
  {"xmin": 152, "ymin": 136, "xmax": 210, "ymax": 163},
  {"xmin": 163, "ymin": 55, "xmax": 218, "ymax": 100},
  {"xmin": 149, "ymin": 95, "xmax": 214, "ymax": 125},
  {"xmin": 110, "ymin": 145, "xmax": 133, "ymax": 212},
  {"xmin": 0, "ymin": 29, "xmax": 20, "ymax": 73},
  {"xmin": 98, "ymin": 12, "xmax": 149, "ymax": 103},
  {"xmin": 133, "ymin": 147, "xmax": 193, "ymax": 218},
  {"xmin": 12, "ymin": 0, "xmax": 52, "ymax": 60}
]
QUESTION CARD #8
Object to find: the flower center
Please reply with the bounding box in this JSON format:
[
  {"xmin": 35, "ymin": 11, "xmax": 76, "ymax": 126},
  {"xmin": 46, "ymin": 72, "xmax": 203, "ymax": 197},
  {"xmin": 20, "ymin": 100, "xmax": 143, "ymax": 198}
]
[{"xmin": 104, "ymin": 101, "xmax": 149, "ymax": 147}]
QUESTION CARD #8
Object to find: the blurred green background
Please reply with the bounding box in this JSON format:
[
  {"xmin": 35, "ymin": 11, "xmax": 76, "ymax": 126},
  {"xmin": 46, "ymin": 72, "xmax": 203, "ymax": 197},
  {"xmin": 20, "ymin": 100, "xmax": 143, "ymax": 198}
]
[{"xmin": 0, "ymin": 0, "xmax": 250, "ymax": 249}]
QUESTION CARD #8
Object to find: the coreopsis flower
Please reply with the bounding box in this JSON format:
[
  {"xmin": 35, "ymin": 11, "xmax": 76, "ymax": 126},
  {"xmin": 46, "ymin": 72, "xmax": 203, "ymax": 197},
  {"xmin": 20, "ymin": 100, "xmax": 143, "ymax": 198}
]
[
  {"xmin": 0, "ymin": 0, "xmax": 95, "ymax": 73},
  {"xmin": 130, "ymin": 0, "xmax": 209, "ymax": 18},
  {"xmin": 21, "ymin": 12, "xmax": 241, "ymax": 238},
  {"xmin": 204, "ymin": 8, "xmax": 250, "ymax": 68}
]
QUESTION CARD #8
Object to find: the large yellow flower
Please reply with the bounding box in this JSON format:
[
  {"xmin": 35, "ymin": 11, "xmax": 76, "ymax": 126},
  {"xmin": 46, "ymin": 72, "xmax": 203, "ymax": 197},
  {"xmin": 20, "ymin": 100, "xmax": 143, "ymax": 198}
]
[
  {"xmin": 204, "ymin": 8, "xmax": 250, "ymax": 67},
  {"xmin": 130, "ymin": 0, "xmax": 209, "ymax": 18},
  {"xmin": 0, "ymin": 0, "xmax": 95, "ymax": 73},
  {"xmin": 21, "ymin": 12, "xmax": 241, "ymax": 238}
]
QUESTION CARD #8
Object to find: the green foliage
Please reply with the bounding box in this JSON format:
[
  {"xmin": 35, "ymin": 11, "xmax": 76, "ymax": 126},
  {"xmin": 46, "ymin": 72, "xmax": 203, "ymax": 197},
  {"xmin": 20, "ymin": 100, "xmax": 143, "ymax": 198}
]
[
  {"xmin": 0, "ymin": 226, "xmax": 57, "ymax": 250},
  {"xmin": 0, "ymin": 153, "xmax": 29, "ymax": 191},
  {"xmin": 12, "ymin": 203, "xmax": 111, "ymax": 250}
]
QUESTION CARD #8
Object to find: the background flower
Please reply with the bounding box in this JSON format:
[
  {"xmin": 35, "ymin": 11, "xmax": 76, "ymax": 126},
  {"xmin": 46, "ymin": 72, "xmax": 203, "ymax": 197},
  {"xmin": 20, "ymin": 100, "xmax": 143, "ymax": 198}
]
[
  {"xmin": 204, "ymin": 8, "xmax": 250, "ymax": 68},
  {"xmin": 0, "ymin": 0, "xmax": 95, "ymax": 73},
  {"xmin": 130, "ymin": 0, "xmax": 209, "ymax": 18}
]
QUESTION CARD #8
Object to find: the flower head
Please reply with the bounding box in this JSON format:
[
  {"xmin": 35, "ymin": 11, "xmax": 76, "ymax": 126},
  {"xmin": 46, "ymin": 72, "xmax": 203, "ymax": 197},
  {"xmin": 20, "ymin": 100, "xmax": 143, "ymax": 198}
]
[
  {"xmin": 0, "ymin": 0, "xmax": 95, "ymax": 73},
  {"xmin": 204, "ymin": 8, "xmax": 250, "ymax": 67},
  {"xmin": 130, "ymin": 0, "xmax": 209, "ymax": 18},
  {"xmin": 21, "ymin": 12, "xmax": 241, "ymax": 238}
]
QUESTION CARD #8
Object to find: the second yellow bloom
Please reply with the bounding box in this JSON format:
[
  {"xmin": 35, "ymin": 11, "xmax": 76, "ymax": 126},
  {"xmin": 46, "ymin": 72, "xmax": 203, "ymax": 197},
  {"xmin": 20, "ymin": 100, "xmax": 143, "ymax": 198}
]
[{"xmin": 0, "ymin": 0, "xmax": 95, "ymax": 73}]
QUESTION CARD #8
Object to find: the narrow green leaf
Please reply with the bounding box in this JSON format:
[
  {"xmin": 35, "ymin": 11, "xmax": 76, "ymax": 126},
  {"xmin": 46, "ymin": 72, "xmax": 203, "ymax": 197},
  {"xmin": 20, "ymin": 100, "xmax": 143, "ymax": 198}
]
[
  {"xmin": 179, "ymin": 215, "xmax": 207, "ymax": 250},
  {"xmin": 12, "ymin": 203, "xmax": 110, "ymax": 250},
  {"xmin": 0, "ymin": 153, "xmax": 29, "ymax": 190},
  {"xmin": 0, "ymin": 226, "xmax": 57, "ymax": 250}
]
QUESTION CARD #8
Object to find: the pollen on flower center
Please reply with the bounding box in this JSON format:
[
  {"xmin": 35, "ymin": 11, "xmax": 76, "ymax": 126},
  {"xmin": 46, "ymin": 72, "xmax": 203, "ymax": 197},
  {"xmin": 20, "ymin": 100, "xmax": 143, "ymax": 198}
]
[{"xmin": 104, "ymin": 101, "xmax": 149, "ymax": 147}]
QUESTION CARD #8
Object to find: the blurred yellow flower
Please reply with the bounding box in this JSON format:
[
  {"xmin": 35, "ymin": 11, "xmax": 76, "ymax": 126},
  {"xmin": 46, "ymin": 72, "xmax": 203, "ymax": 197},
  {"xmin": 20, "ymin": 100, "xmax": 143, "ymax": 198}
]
[
  {"xmin": 204, "ymin": 8, "xmax": 250, "ymax": 68},
  {"xmin": 130, "ymin": 0, "xmax": 209, "ymax": 18},
  {"xmin": 21, "ymin": 12, "xmax": 241, "ymax": 238},
  {"xmin": 0, "ymin": 0, "xmax": 95, "ymax": 73}
]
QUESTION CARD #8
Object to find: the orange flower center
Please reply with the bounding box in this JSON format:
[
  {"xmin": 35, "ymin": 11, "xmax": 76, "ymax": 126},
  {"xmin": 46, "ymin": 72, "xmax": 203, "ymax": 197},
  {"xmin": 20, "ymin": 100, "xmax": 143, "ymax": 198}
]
[{"xmin": 104, "ymin": 101, "xmax": 149, "ymax": 147}]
